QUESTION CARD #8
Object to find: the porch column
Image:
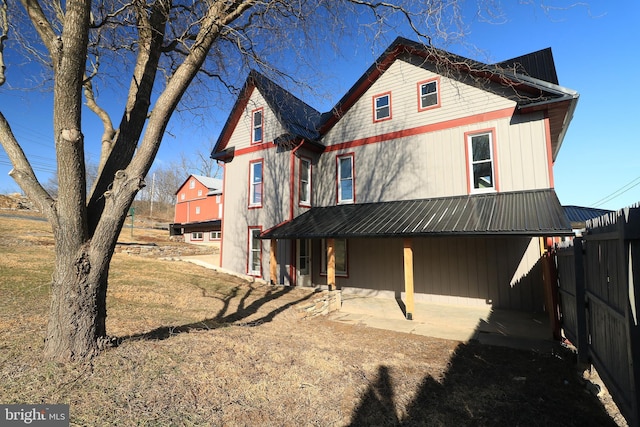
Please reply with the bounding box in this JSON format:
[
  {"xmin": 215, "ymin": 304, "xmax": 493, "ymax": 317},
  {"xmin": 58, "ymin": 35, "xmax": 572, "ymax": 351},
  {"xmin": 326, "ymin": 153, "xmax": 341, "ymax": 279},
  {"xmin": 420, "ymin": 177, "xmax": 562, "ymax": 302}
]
[
  {"xmin": 327, "ymin": 238, "xmax": 336, "ymax": 291},
  {"xmin": 403, "ymin": 238, "xmax": 415, "ymax": 320},
  {"xmin": 270, "ymin": 239, "xmax": 278, "ymax": 285}
]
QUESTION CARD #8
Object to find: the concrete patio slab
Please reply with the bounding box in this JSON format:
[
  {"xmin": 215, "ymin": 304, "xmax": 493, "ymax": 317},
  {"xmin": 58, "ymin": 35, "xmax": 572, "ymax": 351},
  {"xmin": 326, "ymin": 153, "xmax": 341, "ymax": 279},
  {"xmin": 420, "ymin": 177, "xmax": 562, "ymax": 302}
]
[{"xmin": 330, "ymin": 293, "xmax": 560, "ymax": 353}]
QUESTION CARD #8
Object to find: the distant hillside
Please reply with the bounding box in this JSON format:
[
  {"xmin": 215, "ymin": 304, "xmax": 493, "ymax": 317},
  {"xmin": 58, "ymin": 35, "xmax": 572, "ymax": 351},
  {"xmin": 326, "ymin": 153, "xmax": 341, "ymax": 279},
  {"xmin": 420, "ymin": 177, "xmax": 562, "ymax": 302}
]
[
  {"xmin": 0, "ymin": 193, "xmax": 173, "ymax": 226},
  {"xmin": 0, "ymin": 194, "xmax": 37, "ymax": 211}
]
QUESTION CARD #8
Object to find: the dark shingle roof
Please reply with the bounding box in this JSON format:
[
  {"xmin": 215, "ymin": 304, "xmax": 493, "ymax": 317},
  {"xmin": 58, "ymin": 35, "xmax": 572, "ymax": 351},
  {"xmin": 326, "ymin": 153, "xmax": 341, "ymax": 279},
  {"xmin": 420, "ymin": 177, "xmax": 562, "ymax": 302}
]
[
  {"xmin": 249, "ymin": 71, "xmax": 322, "ymax": 142},
  {"xmin": 261, "ymin": 189, "xmax": 572, "ymax": 239}
]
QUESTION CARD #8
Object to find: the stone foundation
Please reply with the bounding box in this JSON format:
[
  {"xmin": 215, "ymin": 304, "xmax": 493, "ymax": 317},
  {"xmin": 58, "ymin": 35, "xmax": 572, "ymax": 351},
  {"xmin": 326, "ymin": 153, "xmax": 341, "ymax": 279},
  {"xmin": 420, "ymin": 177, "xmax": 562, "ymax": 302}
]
[
  {"xmin": 115, "ymin": 243, "xmax": 216, "ymax": 258},
  {"xmin": 297, "ymin": 290, "xmax": 342, "ymax": 319}
]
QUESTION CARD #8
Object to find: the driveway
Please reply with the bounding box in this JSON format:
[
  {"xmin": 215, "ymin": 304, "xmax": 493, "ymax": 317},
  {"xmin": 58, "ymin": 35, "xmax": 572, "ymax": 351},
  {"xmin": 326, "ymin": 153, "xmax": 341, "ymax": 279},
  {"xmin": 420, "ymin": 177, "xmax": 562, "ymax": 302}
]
[{"xmin": 330, "ymin": 293, "xmax": 560, "ymax": 352}]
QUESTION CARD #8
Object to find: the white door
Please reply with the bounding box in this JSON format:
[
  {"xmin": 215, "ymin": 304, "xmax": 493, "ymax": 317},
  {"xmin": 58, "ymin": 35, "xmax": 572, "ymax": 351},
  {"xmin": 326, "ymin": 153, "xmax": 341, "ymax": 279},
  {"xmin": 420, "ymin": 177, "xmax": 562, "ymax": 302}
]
[{"xmin": 296, "ymin": 239, "xmax": 311, "ymax": 287}]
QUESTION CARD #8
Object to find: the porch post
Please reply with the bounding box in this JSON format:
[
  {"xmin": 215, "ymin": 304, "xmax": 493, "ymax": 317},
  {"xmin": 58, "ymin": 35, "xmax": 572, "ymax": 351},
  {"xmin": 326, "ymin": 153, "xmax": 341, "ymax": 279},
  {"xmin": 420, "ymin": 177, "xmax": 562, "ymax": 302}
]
[
  {"xmin": 403, "ymin": 238, "xmax": 415, "ymax": 320},
  {"xmin": 327, "ymin": 238, "xmax": 336, "ymax": 291},
  {"xmin": 270, "ymin": 239, "xmax": 278, "ymax": 285}
]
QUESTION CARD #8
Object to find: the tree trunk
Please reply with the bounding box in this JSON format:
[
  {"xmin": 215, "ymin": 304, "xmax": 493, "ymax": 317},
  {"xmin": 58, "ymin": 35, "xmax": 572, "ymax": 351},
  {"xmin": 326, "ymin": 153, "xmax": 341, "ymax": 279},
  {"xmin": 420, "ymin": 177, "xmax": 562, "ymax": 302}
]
[
  {"xmin": 43, "ymin": 170, "xmax": 141, "ymax": 361},
  {"xmin": 44, "ymin": 243, "xmax": 111, "ymax": 361}
]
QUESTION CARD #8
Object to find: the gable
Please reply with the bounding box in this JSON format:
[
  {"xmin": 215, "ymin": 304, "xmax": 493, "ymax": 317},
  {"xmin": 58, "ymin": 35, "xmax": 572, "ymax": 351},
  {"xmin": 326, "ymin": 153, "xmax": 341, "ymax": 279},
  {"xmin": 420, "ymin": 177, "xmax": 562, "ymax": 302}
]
[
  {"xmin": 322, "ymin": 56, "xmax": 519, "ymax": 147},
  {"xmin": 318, "ymin": 37, "xmax": 577, "ymax": 160},
  {"xmin": 221, "ymin": 87, "xmax": 286, "ymax": 152}
]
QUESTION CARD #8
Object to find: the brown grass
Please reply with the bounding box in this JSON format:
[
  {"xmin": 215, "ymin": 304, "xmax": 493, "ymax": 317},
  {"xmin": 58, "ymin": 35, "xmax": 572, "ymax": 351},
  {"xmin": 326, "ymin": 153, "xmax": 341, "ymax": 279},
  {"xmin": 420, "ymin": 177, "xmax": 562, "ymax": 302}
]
[{"xmin": 0, "ymin": 214, "xmax": 626, "ymax": 426}]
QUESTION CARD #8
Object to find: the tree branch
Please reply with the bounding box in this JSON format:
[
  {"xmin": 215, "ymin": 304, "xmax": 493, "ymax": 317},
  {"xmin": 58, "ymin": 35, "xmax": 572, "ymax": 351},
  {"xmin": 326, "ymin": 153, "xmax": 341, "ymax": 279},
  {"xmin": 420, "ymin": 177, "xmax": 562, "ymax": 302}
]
[
  {"xmin": 18, "ymin": 0, "xmax": 58, "ymax": 56},
  {"xmin": 0, "ymin": 0, "xmax": 7, "ymax": 86},
  {"xmin": 0, "ymin": 111, "xmax": 56, "ymax": 218}
]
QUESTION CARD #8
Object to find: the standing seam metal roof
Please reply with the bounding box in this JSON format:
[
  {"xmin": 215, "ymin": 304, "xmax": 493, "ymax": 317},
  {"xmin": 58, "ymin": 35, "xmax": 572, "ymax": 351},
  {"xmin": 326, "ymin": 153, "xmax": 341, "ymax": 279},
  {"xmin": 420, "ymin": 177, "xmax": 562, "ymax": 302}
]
[{"xmin": 260, "ymin": 189, "xmax": 572, "ymax": 239}]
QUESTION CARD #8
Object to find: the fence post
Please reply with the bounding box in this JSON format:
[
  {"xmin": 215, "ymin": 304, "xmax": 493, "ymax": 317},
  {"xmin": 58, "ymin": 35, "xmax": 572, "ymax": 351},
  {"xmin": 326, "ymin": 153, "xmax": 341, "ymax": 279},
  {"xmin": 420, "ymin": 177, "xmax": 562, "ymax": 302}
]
[
  {"xmin": 624, "ymin": 209, "xmax": 640, "ymax": 427},
  {"xmin": 573, "ymin": 237, "xmax": 589, "ymax": 364}
]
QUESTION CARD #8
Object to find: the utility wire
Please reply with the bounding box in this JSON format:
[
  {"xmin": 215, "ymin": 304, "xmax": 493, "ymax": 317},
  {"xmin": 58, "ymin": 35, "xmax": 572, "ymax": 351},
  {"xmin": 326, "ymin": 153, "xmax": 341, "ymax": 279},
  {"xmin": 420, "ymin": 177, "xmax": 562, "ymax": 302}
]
[{"xmin": 592, "ymin": 175, "xmax": 640, "ymax": 208}]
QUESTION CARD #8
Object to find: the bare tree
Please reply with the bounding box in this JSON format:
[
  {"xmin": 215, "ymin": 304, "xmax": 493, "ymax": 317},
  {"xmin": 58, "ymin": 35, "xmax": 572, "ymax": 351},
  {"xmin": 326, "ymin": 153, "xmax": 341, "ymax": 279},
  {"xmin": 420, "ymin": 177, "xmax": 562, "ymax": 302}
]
[
  {"xmin": 0, "ymin": 0, "xmax": 502, "ymax": 361},
  {"xmin": 179, "ymin": 139, "xmax": 221, "ymax": 178}
]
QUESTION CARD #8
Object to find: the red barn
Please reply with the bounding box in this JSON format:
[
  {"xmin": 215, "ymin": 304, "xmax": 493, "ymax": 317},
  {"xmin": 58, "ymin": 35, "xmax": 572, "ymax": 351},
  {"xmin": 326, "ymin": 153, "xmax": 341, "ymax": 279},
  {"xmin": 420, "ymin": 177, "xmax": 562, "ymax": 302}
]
[{"xmin": 170, "ymin": 174, "xmax": 223, "ymax": 245}]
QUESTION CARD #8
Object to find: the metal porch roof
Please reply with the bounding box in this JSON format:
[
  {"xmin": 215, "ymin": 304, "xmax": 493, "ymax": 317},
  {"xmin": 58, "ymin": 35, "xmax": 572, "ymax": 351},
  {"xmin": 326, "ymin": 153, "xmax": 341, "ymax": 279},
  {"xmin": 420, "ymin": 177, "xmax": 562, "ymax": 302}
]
[{"xmin": 261, "ymin": 189, "xmax": 572, "ymax": 239}]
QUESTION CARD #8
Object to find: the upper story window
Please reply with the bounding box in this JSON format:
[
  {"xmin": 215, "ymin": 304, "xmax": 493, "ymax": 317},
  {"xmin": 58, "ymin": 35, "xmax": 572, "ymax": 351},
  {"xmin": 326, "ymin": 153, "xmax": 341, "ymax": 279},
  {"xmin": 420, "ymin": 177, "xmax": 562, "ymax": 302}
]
[
  {"xmin": 466, "ymin": 130, "xmax": 497, "ymax": 193},
  {"xmin": 337, "ymin": 153, "xmax": 355, "ymax": 204},
  {"xmin": 189, "ymin": 179, "xmax": 195, "ymax": 189},
  {"xmin": 180, "ymin": 193, "xmax": 185, "ymax": 201},
  {"xmin": 418, "ymin": 77, "xmax": 440, "ymax": 111},
  {"xmin": 373, "ymin": 92, "xmax": 391, "ymax": 122},
  {"xmin": 197, "ymin": 189, "xmax": 202, "ymax": 197},
  {"xmin": 299, "ymin": 157, "xmax": 311, "ymax": 207},
  {"xmin": 252, "ymin": 108, "xmax": 264, "ymax": 144},
  {"xmin": 249, "ymin": 159, "xmax": 263, "ymax": 208},
  {"xmin": 195, "ymin": 206, "xmax": 201, "ymax": 215}
]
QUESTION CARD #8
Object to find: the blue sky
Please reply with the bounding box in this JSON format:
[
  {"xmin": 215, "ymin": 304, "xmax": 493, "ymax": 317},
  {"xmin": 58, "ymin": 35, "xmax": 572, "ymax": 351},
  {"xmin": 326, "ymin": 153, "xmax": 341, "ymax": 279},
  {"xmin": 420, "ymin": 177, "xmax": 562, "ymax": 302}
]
[{"xmin": 0, "ymin": 1, "xmax": 638, "ymax": 211}]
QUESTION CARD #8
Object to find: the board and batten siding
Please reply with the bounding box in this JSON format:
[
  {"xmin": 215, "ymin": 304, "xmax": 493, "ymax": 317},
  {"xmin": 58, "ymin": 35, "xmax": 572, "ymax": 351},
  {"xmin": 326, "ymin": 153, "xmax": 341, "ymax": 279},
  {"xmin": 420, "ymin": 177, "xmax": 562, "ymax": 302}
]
[
  {"xmin": 219, "ymin": 88, "xmax": 291, "ymax": 282},
  {"xmin": 314, "ymin": 113, "xmax": 550, "ymax": 206},
  {"xmin": 322, "ymin": 56, "xmax": 518, "ymax": 147},
  {"xmin": 311, "ymin": 236, "xmax": 544, "ymax": 311},
  {"xmin": 315, "ymin": 56, "xmax": 552, "ymax": 206},
  {"xmin": 225, "ymin": 89, "xmax": 285, "ymax": 152}
]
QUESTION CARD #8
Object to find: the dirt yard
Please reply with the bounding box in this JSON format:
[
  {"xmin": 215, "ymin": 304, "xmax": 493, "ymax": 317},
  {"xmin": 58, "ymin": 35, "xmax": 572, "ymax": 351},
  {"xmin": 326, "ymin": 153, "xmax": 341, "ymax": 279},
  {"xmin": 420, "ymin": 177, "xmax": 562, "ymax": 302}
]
[{"xmin": 0, "ymin": 211, "xmax": 628, "ymax": 426}]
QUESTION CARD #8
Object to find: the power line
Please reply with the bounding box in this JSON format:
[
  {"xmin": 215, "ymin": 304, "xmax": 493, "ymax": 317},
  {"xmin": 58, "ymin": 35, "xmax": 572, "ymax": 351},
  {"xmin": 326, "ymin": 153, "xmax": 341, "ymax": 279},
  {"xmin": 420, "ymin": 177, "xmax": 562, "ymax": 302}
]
[{"xmin": 592, "ymin": 174, "xmax": 640, "ymax": 208}]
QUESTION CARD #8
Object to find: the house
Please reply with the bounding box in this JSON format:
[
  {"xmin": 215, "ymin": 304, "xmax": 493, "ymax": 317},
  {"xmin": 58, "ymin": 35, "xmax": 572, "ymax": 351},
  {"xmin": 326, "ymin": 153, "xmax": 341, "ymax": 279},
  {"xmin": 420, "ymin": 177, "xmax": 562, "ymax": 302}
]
[
  {"xmin": 170, "ymin": 174, "xmax": 223, "ymax": 245},
  {"xmin": 211, "ymin": 37, "xmax": 579, "ymax": 319}
]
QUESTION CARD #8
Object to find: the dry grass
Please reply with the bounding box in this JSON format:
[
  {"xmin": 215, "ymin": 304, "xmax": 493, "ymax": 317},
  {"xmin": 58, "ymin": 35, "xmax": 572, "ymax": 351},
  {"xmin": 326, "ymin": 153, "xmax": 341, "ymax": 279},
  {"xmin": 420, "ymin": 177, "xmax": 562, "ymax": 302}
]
[{"xmin": 0, "ymin": 214, "xmax": 625, "ymax": 426}]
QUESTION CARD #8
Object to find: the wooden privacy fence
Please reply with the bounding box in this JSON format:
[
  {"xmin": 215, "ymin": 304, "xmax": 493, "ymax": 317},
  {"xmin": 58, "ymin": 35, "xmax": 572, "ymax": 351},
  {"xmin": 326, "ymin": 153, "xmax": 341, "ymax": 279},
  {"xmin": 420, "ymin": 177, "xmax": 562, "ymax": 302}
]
[{"xmin": 555, "ymin": 206, "xmax": 640, "ymax": 427}]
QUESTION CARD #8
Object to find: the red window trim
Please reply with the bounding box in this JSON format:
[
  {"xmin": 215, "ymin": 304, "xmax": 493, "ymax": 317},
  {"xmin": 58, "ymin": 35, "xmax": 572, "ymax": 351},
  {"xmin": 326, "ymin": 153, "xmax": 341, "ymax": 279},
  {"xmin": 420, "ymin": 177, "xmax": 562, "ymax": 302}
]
[
  {"xmin": 464, "ymin": 128, "xmax": 500, "ymax": 194},
  {"xmin": 416, "ymin": 76, "xmax": 441, "ymax": 112},
  {"xmin": 336, "ymin": 153, "xmax": 355, "ymax": 205},
  {"xmin": 247, "ymin": 226, "xmax": 263, "ymax": 277},
  {"xmin": 298, "ymin": 156, "xmax": 312, "ymax": 208},
  {"xmin": 251, "ymin": 107, "xmax": 264, "ymax": 145},
  {"xmin": 248, "ymin": 158, "xmax": 264, "ymax": 209},
  {"xmin": 372, "ymin": 91, "xmax": 392, "ymax": 123}
]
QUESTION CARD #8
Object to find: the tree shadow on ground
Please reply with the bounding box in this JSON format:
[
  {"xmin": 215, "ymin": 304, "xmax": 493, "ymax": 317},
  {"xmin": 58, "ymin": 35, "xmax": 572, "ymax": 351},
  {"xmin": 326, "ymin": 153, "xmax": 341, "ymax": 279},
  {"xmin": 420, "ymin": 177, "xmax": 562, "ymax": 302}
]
[
  {"xmin": 348, "ymin": 342, "xmax": 619, "ymax": 427},
  {"xmin": 120, "ymin": 285, "xmax": 315, "ymax": 342}
]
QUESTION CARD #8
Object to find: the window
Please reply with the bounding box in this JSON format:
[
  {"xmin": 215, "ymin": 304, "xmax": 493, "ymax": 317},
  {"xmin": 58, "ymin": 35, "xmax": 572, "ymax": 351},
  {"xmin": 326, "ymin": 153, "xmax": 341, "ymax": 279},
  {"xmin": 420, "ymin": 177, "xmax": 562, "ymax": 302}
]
[
  {"xmin": 180, "ymin": 193, "xmax": 185, "ymax": 201},
  {"xmin": 467, "ymin": 131, "xmax": 497, "ymax": 193},
  {"xmin": 337, "ymin": 154, "xmax": 354, "ymax": 204},
  {"xmin": 248, "ymin": 227, "xmax": 262, "ymax": 276},
  {"xmin": 197, "ymin": 189, "xmax": 202, "ymax": 196},
  {"xmin": 321, "ymin": 239, "xmax": 348, "ymax": 276},
  {"xmin": 418, "ymin": 78, "xmax": 440, "ymax": 111},
  {"xmin": 249, "ymin": 160, "xmax": 263, "ymax": 207},
  {"xmin": 191, "ymin": 232, "xmax": 203, "ymax": 240},
  {"xmin": 252, "ymin": 108, "xmax": 264, "ymax": 144},
  {"xmin": 189, "ymin": 179, "xmax": 195, "ymax": 189},
  {"xmin": 373, "ymin": 92, "xmax": 391, "ymax": 122},
  {"xmin": 195, "ymin": 206, "xmax": 200, "ymax": 215},
  {"xmin": 298, "ymin": 239, "xmax": 309, "ymax": 275},
  {"xmin": 299, "ymin": 157, "xmax": 311, "ymax": 206},
  {"xmin": 210, "ymin": 231, "xmax": 221, "ymax": 240}
]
